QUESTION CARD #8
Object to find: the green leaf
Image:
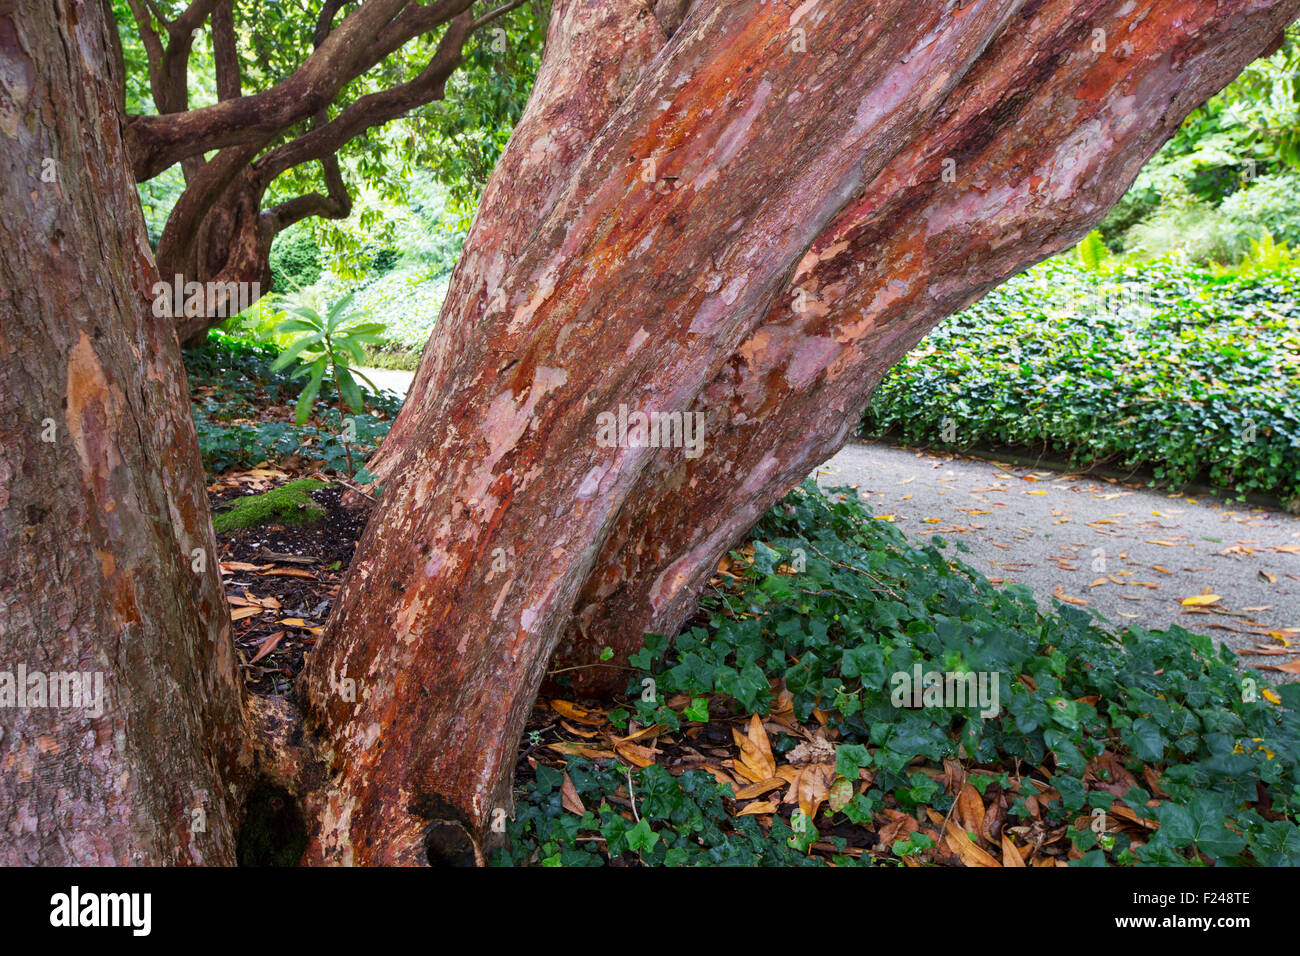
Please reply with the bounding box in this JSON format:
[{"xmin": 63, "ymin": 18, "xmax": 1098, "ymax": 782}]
[
  {"xmin": 624, "ymin": 818, "xmax": 659, "ymax": 853},
  {"xmin": 335, "ymin": 364, "xmax": 365, "ymax": 414},
  {"xmin": 294, "ymin": 359, "xmax": 327, "ymax": 425}
]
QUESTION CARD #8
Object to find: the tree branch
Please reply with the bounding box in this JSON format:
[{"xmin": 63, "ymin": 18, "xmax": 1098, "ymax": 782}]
[
  {"xmin": 212, "ymin": 0, "xmax": 241, "ymax": 101},
  {"xmin": 125, "ymin": 0, "xmax": 473, "ymax": 180},
  {"xmin": 252, "ymin": 10, "xmax": 474, "ymax": 190}
]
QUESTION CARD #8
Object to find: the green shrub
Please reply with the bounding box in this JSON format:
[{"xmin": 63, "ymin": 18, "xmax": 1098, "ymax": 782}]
[
  {"xmin": 269, "ymin": 226, "xmax": 322, "ymax": 293},
  {"xmin": 860, "ymin": 258, "xmax": 1300, "ymax": 507},
  {"xmin": 1219, "ymin": 171, "xmax": 1300, "ymax": 245},
  {"xmin": 1120, "ymin": 184, "xmax": 1261, "ymax": 265},
  {"xmin": 184, "ymin": 332, "xmax": 402, "ymax": 477},
  {"xmin": 503, "ymin": 484, "xmax": 1300, "ymax": 866}
]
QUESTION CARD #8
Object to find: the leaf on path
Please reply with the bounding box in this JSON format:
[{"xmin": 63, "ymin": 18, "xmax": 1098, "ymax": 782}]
[
  {"xmin": 1053, "ymin": 584, "xmax": 1089, "ymax": 607},
  {"xmin": 1253, "ymin": 658, "xmax": 1300, "ymax": 674},
  {"xmin": 1180, "ymin": 593, "xmax": 1222, "ymax": 607}
]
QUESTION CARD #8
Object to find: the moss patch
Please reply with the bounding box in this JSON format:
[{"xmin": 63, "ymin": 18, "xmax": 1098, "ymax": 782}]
[{"xmin": 213, "ymin": 479, "xmax": 328, "ymax": 533}]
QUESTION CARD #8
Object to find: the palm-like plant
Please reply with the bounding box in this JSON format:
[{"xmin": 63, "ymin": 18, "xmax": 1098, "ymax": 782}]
[{"xmin": 269, "ymin": 290, "xmax": 387, "ymax": 475}]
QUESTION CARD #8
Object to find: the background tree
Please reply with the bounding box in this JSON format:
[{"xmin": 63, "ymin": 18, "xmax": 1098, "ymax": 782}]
[{"xmin": 112, "ymin": 0, "xmax": 545, "ymax": 343}]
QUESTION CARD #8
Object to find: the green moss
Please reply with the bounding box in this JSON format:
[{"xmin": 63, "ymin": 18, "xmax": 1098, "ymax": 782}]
[{"xmin": 213, "ymin": 479, "xmax": 328, "ymax": 533}]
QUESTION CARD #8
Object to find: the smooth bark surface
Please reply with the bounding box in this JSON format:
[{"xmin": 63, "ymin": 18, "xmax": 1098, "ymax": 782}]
[
  {"xmin": 0, "ymin": 0, "xmax": 250, "ymax": 863},
  {"xmin": 314, "ymin": 0, "xmax": 1300, "ymax": 863}
]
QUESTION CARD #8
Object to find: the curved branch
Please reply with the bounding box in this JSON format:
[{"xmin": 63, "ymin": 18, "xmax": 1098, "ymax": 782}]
[
  {"xmin": 252, "ymin": 10, "xmax": 474, "ymax": 190},
  {"xmin": 125, "ymin": 0, "xmax": 474, "ymax": 180}
]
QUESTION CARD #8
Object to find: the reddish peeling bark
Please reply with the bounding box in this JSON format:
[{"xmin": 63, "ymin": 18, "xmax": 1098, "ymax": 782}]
[
  {"xmin": 550, "ymin": 0, "xmax": 1300, "ymax": 695},
  {"xmin": 311, "ymin": 0, "xmax": 1300, "ymax": 864},
  {"xmin": 0, "ymin": 0, "xmax": 252, "ymax": 862}
]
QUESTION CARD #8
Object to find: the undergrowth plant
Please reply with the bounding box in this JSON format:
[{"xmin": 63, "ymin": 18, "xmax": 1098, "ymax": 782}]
[
  {"xmin": 500, "ymin": 483, "xmax": 1300, "ymax": 867},
  {"xmin": 269, "ymin": 291, "xmax": 388, "ymax": 476}
]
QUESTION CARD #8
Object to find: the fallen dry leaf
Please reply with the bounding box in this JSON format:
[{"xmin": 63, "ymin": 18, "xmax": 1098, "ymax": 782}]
[
  {"xmin": 259, "ymin": 567, "xmax": 317, "ymax": 579},
  {"xmin": 956, "ymin": 783, "xmax": 986, "ymax": 837},
  {"xmin": 614, "ymin": 741, "xmax": 659, "ymax": 768},
  {"xmin": 732, "ymin": 713, "xmax": 777, "ymax": 782},
  {"xmin": 549, "ymin": 699, "xmax": 606, "ymax": 725},
  {"xmin": 1001, "ymin": 834, "xmax": 1026, "ymax": 867},
  {"xmin": 732, "ymin": 778, "xmax": 786, "ymax": 800},
  {"xmin": 248, "ymin": 630, "xmax": 284, "ymax": 664},
  {"xmin": 547, "ymin": 741, "xmax": 616, "ymax": 760},
  {"xmin": 1053, "ymin": 584, "xmax": 1089, "ymax": 607},
  {"xmin": 795, "ymin": 763, "xmax": 835, "ymax": 821},
  {"xmin": 942, "ymin": 819, "xmax": 1001, "ymax": 867},
  {"xmin": 561, "ymin": 773, "xmax": 585, "ymax": 816}
]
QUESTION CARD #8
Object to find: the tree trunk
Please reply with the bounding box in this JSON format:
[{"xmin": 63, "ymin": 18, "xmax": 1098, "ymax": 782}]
[
  {"xmin": 547, "ymin": 0, "xmax": 1300, "ymax": 695},
  {"xmin": 0, "ymin": 0, "xmax": 251, "ymax": 864},
  {"xmin": 310, "ymin": 0, "xmax": 1300, "ymax": 864}
]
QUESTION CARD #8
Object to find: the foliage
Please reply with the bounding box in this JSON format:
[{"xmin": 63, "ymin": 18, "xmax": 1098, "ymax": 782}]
[
  {"xmin": 860, "ymin": 258, "xmax": 1300, "ymax": 507},
  {"xmin": 1118, "ymin": 181, "xmax": 1261, "ymax": 265},
  {"xmin": 184, "ymin": 333, "xmax": 401, "ymax": 477},
  {"xmin": 212, "ymin": 479, "xmax": 328, "ymax": 532},
  {"xmin": 269, "ymin": 225, "xmax": 323, "ymax": 294},
  {"xmin": 1097, "ymin": 26, "xmax": 1300, "ymax": 260},
  {"xmin": 284, "ymin": 175, "xmax": 467, "ymax": 366},
  {"xmin": 494, "ymin": 759, "xmax": 833, "ymax": 867},
  {"xmin": 1218, "ymin": 171, "xmax": 1300, "ymax": 246},
  {"xmin": 268, "ymin": 290, "xmax": 385, "ymax": 432},
  {"xmin": 111, "ymin": 0, "xmax": 541, "ymax": 277},
  {"xmin": 501, "ymin": 484, "xmax": 1300, "ymax": 866},
  {"xmin": 1210, "ymin": 231, "xmax": 1300, "ymax": 278}
]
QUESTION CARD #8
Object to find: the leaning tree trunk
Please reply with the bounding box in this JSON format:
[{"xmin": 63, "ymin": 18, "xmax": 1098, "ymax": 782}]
[
  {"xmin": 309, "ymin": 0, "xmax": 1300, "ymax": 864},
  {"xmin": 0, "ymin": 0, "xmax": 251, "ymax": 863},
  {"xmin": 546, "ymin": 0, "xmax": 1300, "ymax": 694}
]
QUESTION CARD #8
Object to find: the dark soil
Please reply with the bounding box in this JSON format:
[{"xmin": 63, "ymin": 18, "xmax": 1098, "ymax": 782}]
[{"xmin": 213, "ymin": 479, "xmax": 372, "ymax": 697}]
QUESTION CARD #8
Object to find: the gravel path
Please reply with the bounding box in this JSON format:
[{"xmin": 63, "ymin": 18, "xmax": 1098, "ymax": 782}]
[{"xmin": 817, "ymin": 443, "xmax": 1300, "ymax": 674}]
